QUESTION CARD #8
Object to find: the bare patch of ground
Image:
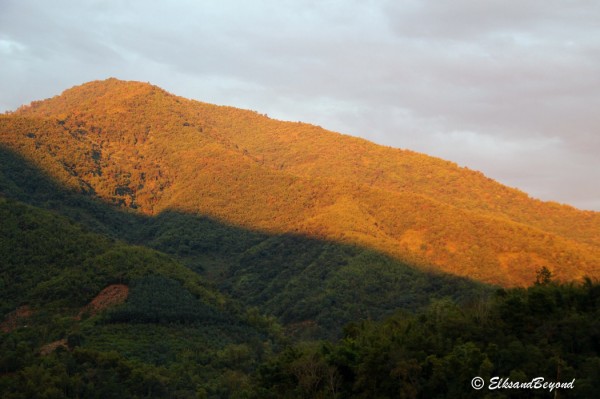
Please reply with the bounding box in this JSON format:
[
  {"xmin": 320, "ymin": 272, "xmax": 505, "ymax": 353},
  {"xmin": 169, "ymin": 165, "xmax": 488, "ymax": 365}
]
[
  {"xmin": 78, "ymin": 284, "xmax": 129, "ymax": 318},
  {"xmin": 39, "ymin": 339, "xmax": 68, "ymax": 356},
  {"xmin": 0, "ymin": 305, "xmax": 33, "ymax": 333}
]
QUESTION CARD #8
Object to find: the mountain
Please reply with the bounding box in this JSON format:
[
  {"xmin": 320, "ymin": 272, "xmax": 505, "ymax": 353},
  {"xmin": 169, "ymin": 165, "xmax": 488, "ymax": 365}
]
[
  {"xmin": 1, "ymin": 78, "xmax": 598, "ymax": 287},
  {"xmin": 1, "ymin": 78, "xmax": 600, "ymax": 398}
]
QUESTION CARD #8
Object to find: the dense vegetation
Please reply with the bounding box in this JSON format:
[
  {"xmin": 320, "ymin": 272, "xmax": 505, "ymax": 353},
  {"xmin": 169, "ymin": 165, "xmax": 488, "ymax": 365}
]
[
  {"xmin": 0, "ymin": 146, "xmax": 489, "ymax": 337},
  {"xmin": 1, "ymin": 79, "xmax": 599, "ymax": 397},
  {"xmin": 0, "ymin": 198, "xmax": 223, "ymax": 314},
  {"xmin": 253, "ymin": 279, "xmax": 600, "ymax": 398},
  {"xmin": 223, "ymin": 235, "xmax": 486, "ymax": 340},
  {"xmin": 2, "ymin": 270, "xmax": 598, "ymax": 397},
  {"xmin": 108, "ymin": 276, "xmax": 226, "ymax": 324},
  {"xmin": 0, "ymin": 161, "xmax": 494, "ymax": 398},
  {"xmin": 1, "ymin": 78, "xmax": 599, "ymax": 286},
  {"xmin": 0, "ymin": 197, "xmax": 279, "ymax": 398}
]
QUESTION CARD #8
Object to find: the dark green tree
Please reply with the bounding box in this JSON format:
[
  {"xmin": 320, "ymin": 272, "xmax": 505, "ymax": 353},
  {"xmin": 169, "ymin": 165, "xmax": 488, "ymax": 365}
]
[{"xmin": 535, "ymin": 266, "xmax": 553, "ymax": 286}]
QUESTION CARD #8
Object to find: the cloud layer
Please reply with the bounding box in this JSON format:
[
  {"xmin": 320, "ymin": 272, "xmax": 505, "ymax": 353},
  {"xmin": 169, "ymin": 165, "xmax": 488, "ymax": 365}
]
[{"xmin": 1, "ymin": 0, "xmax": 599, "ymax": 210}]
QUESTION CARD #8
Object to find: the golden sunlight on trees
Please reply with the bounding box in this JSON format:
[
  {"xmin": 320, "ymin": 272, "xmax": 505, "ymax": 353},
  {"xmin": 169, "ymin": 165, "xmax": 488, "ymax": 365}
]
[{"xmin": 1, "ymin": 78, "xmax": 599, "ymax": 287}]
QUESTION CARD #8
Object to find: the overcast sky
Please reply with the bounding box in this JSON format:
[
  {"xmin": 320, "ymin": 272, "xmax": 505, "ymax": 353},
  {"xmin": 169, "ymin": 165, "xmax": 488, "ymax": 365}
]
[{"xmin": 1, "ymin": 0, "xmax": 599, "ymax": 210}]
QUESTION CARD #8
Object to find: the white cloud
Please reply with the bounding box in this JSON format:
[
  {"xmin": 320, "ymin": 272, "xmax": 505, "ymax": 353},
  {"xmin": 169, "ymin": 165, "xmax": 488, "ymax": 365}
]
[{"xmin": 0, "ymin": 0, "xmax": 599, "ymax": 210}]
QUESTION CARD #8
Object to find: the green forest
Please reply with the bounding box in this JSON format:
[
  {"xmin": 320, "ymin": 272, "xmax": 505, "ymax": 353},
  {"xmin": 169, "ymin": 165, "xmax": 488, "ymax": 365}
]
[
  {"xmin": 1, "ymin": 80, "xmax": 599, "ymax": 397},
  {"xmin": 1, "ymin": 148, "xmax": 598, "ymax": 398}
]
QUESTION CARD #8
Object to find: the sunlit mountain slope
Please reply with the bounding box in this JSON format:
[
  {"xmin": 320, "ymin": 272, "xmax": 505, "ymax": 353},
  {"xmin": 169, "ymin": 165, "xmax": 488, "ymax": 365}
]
[{"xmin": 2, "ymin": 78, "xmax": 598, "ymax": 286}]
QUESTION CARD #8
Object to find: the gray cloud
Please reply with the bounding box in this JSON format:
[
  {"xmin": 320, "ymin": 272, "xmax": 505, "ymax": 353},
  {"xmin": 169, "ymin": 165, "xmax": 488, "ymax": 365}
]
[{"xmin": 1, "ymin": 0, "xmax": 599, "ymax": 210}]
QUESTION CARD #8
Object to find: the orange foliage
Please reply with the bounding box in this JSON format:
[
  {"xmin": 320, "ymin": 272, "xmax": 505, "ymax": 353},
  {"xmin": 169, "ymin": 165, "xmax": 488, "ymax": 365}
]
[{"xmin": 1, "ymin": 78, "xmax": 599, "ymax": 287}]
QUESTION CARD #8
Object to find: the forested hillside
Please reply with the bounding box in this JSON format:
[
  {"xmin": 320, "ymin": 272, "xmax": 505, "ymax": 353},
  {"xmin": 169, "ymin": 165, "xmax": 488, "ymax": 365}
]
[
  {"xmin": 0, "ymin": 197, "xmax": 281, "ymax": 398},
  {"xmin": 1, "ymin": 197, "xmax": 597, "ymax": 397},
  {"xmin": 0, "ymin": 148, "xmax": 490, "ymax": 397},
  {"xmin": 0, "ymin": 145, "xmax": 486, "ymax": 339},
  {"xmin": 1, "ymin": 79, "xmax": 599, "ymax": 398},
  {"xmin": 1, "ymin": 78, "xmax": 599, "ymax": 286}
]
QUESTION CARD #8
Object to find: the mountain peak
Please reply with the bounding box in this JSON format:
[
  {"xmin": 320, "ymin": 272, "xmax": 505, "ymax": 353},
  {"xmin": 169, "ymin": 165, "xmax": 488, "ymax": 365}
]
[
  {"xmin": 15, "ymin": 78, "xmax": 175, "ymax": 119},
  {"xmin": 62, "ymin": 77, "xmax": 162, "ymax": 97}
]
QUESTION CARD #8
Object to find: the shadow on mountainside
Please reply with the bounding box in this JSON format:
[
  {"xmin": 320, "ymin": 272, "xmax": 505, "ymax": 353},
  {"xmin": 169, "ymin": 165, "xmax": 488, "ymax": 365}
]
[{"xmin": 0, "ymin": 145, "xmax": 492, "ymax": 339}]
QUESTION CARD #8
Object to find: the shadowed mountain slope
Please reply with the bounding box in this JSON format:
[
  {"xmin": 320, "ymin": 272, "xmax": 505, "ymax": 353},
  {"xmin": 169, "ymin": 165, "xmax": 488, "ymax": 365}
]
[
  {"xmin": 1, "ymin": 78, "xmax": 599, "ymax": 286},
  {"xmin": 0, "ymin": 146, "xmax": 487, "ymax": 339}
]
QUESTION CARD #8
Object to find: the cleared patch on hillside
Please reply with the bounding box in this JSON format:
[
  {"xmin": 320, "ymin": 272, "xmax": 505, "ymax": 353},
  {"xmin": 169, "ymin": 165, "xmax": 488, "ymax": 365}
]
[
  {"xmin": 78, "ymin": 284, "xmax": 129, "ymax": 318},
  {"xmin": 0, "ymin": 305, "xmax": 33, "ymax": 333},
  {"xmin": 40, "ymin": 339, "xmax": 68, "ymax": 356}
]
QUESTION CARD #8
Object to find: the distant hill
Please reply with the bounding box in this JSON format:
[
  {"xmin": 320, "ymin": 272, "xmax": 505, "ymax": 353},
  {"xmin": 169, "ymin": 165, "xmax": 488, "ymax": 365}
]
[{"xmin": 1, "ymin": 78, "xmax": 599, "ymax": 287}]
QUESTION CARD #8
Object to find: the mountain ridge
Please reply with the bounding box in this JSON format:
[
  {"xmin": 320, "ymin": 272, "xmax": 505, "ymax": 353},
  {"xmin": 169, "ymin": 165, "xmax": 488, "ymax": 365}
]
[{"xmin": 2, "ymin": 78, "xmax": 599, "ymax": 286}]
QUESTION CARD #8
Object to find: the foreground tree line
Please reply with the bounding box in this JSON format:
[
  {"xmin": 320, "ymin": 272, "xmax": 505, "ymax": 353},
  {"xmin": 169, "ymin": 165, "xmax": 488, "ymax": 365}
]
[
  {"xmin": 251, "ymin": 274, "xmax": 599, "ymax": 398},
  {"xmin": 1, "ymin": 275, "xmax": 598, "ymax": 398}
]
